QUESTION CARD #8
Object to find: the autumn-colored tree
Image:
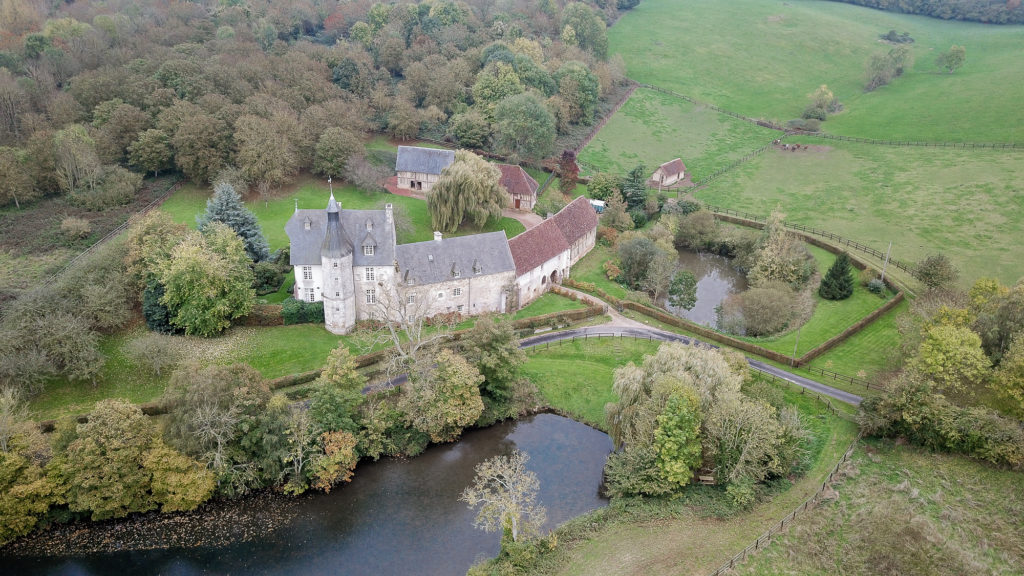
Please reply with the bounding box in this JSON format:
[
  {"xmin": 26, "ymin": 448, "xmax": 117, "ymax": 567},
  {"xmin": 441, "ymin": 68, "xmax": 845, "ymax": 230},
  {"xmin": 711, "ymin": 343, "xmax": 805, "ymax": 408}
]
[
  {"xmin": 0, "ymin": 147, "xmax": 37, "ymax": 209},
  {"xmin": 313, "ymin": 126, "xmax": 362, "ymax": 179},
  {"xmin": 558, "ymin": 150, "xmax": 579, "ymax": 194},
  {"xmin": 399, "ymin": 349, "xmax": 484, "ymax": 443},
  {"xmin": 310, "ymin": 430, "xmax": 359, "ymax": 493},
  {"xmin": 911, "ymin": 324, "xmax": 990, "ymax": 395},
  {"xmin": 143, "ymin": 438, "xmax": 215, "ymax": 513},
  {"xmin": 128, "ymin": 129, "xmax": 173, "ymax": 177},
  {"xmin": 654, "ymin": 388, "xmax": 703, "ymax": 488},
  {"xmin": 459, "ymin": 450, "xmax": 547, "ymax": 544}
]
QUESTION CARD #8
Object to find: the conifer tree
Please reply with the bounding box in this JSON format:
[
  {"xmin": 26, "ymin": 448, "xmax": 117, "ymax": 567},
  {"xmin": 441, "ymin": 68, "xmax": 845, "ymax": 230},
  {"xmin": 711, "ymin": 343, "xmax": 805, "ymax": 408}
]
[
  {"xmin": 819, "ymin": 252, "xmax": 854, "ymax": 300},
  {"xmin": 197, "ymin": 182, "xmax": 269, "ymax": 262},
  {"xmin": 623, "ymin": 164, "xmax": 648, "ymax": 211}
]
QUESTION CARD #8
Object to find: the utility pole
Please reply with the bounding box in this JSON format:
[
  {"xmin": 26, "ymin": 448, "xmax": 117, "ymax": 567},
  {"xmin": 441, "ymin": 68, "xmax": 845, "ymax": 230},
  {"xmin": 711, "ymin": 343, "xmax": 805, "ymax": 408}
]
[{"xmin": 880, "ymin": 241, "xmax": 892, "ymax": 283}]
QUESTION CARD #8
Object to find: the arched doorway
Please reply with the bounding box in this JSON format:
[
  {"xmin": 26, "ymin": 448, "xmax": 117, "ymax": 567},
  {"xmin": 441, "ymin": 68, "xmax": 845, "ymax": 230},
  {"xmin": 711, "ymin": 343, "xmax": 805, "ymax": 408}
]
[{"xmin": 550, "ymin": 270, "xmax": 559, "ymax": 284}]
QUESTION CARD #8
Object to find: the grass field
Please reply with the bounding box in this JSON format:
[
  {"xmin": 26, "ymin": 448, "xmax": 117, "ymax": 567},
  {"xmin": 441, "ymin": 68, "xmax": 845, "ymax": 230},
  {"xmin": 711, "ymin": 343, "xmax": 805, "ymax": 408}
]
[
  {"xmin": 513, "ymin": 292, "xmax": 587, "ymax": 321},
  {"xmin": 522, "ymin": 338, "xmax": 662, "ymax": 428},
  {"xmin": 734, "ymin": 438, "xmax": 1024, "ymax": 575},
  {"xmin": 578, "ymin": 88, "xmax": 779, "ymax": 179},
  {"xmin": 570, "ymin": 244, "xmax": 630, "ymax": 300},
  {"xmin": 160, "ymin": 175, "xmax": 525, "ymax": 250},
  {"xmin": 807, "ymin": 298, "xmax": 906, "ymax": 379},
  {"xmin": 695, "ymin": 139, "xmax": 1024, "ymax": 284},
  {"xmin": 609, "ymin": 0, "xmax": 1024, "ymax": 142}
]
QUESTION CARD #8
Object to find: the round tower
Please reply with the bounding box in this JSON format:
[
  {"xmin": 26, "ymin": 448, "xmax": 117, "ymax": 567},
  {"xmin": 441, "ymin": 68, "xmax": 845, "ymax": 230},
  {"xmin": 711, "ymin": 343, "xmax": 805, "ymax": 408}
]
[{"xmin": 321, "ymin": 193, "xmax": 356, "ymax": 334}]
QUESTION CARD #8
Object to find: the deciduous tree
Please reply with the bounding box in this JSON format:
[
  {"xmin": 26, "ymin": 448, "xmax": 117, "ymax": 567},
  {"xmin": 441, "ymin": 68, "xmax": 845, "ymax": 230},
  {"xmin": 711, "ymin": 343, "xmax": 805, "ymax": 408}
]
[
  {"xmin": 936, "ymin": 45, "xmax": 966, "ymax": 73},
  {"xmin": 426, "ymin": 149, "xmax": 506, "ymax": 233},
  {"xmin": 911, "ymin": 324, "xmax": 990, "ymax": 395},
  {"xmin": 492, "ymin": 92, "xmax": 556, "ymax": 162},
  {"xmin": 399, "ymin": 349, "xmax": 484, "ymax": 443},
  {"xmin": 459, "ymin": 450, "xmax": 547, "ymax": 544},
  {"xmin": 0, "ymin": 147, "xmax": 37, "ymax": 209},
  {"xmin": 128, "ymin": 129, "xmax": 173, "ymax": 177}
]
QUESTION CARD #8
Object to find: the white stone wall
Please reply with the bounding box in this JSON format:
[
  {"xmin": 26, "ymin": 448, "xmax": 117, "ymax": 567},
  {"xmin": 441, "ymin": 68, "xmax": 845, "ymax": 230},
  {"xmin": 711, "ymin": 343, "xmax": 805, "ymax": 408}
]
[
  {"xmin": 515, "ymin": 252, "xmax": 571, "ymax": 307},
  {"xmin": 568, "ymin": 227, "xmax": 597, "ymax": 266},
  {"xmin": 353, "ymin": 265, "xmax": 394, "ymax": 321},
  {"xmin": 293, "ymin": 264, "xmax": 324, "ymax": 303},
  {"xmin": 322, "ymin": 254, "xmax": 356, "ymax": 334},
  {"xmin": 395, "ymin": 271, "xmax": 514, "ymax": 318}
]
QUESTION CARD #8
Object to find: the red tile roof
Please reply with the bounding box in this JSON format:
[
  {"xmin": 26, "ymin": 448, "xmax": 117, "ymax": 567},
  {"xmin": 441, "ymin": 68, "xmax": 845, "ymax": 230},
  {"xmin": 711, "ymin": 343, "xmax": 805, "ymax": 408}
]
[
  {"xmin": 497, "ymin": 164, "xmax": 539, "ymax": 199},
  {"xmin": 656, "ymin": 158, "xmax": 686, "ymax": 177},
  {"xmin": 509, "ymin": 196, "xmax": 597, "ymax": 276},
  {"xmin": 552, "ymin": 196, "xmax": 599, "ymax": 245},
  {"xmin": 508, "ymin": 219, "xmax": 568, "ymax": 276}
]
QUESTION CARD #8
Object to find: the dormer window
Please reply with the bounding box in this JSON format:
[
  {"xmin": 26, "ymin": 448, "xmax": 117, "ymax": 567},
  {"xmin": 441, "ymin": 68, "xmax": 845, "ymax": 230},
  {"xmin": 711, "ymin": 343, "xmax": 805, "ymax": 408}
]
[
  {"xmin": 365, "ymin": 219, "xmax": 373, "ymax": 231},
  {"xmin": 473, "ymin": 259, "xmax": 482, "ymax": 274},
  {"xmin": 363, "ymin": 246, "xmax": 374, "ymax": 256},
  {"xmin": 451, "ymin": 263, "xmax": 460, "ymax": 278},
  {"xmin": 427, "ymin": 254, "xmax": 433, "ymax": 262},
  {"xmin": 303, "ymin": 217, "xmax": 311, "ymax": 231}
]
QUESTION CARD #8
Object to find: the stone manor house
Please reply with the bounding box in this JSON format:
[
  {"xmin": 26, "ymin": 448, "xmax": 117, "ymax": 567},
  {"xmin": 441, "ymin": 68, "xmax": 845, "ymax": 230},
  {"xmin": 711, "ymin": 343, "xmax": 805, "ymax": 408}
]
[{"xmin": 287, "ymin": 193, "xmax": 597, "ymax": 335}]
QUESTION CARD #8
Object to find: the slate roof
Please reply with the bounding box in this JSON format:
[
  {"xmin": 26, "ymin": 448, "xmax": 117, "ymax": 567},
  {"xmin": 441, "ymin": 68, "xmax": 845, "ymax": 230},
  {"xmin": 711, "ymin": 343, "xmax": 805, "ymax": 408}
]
[
  {"xmin": 552, "ymin": 196, "xmax": 598, "ymax": 246},
  {"xmin": 395, "ymin": 231, "xmax": 514, "ymax": 286},
  {"xmin": 395, "ymin": 146, "xmax": 455, "ymax": 175},
  {"xmin": 655, "ymin": 158, "xmax": 686, "ymax": 178},
  {"xmin": 508, "ymin": 196, "xmax": 597, "ymax": 276},
  {"xmin": 497, "ymin": 164, "xmax": 539, "ymax": 199},
  {"xmin": 286, "ymin": 201, "xmax": 396, "ymax": 266}
]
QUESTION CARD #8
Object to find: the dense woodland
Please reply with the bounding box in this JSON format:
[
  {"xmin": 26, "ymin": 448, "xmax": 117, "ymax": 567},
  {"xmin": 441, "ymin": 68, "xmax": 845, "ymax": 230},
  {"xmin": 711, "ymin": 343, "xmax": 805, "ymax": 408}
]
[
  {"xmin": 0, "ymin": 0, "xmax": 627, "ymax": 214},
  {"xmin": 825, "ymin": 0, "xmax": 1024, "ymax": 24}
]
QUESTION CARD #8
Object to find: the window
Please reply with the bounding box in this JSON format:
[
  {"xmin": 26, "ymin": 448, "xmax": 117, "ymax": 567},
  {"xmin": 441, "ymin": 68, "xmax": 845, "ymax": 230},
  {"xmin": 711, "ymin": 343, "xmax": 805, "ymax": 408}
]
[
  {"xmin": 453, "ymin": 288, "xmax": 462, "ymax": 297},
  {"xmin": 365, "ymin": 289, "xmax": 376, "ymax": 304},
  {"xmin": 365, "ymin": 267, "xmax": 375, "ymax": 281},
  {"xmin": 335, "ymin": 291, "xmax": 340, "ymax": 297},
  {"xmin": 363, "ymin": 246, "xmax": 374, "ymax": 256},
  {"xmin": 457, "ymin": 305, "xmax": 464, "ymax": 313},
  {"xmin": 453, "ymin": 270, "xmax": 461, "ymax": 278},
  {"xmin": 407, "ymin": 294, "xmax": 415, "ymax": 304},
  {"xmin": 437, "ymin": 291, "xmax": 444, "ymax": 300},
  {"xmin": 332, "ymin": 262, "xmax": 338, "ymax": 268},
  {"xmin": 306, "ymin": 288, "xmax": 315, "ymax": 303},
  {"xmin": 302, "ymin": 266, "xmax": 312, "ymax": 280}
]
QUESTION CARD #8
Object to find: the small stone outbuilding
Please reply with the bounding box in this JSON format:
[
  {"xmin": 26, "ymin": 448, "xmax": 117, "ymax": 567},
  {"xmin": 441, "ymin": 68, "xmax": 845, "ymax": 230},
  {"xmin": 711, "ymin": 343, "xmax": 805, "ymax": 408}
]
[
  {"xmin": 395, "ymin": 146, "xmax": 455, "ymax": 192},
  {"xmin": 652, "ymin": 158, "xmax": 686, "ymax": 187},
  {"xmin": 497, "ymin": 164, "xmax": 540, "ymax": 211}
]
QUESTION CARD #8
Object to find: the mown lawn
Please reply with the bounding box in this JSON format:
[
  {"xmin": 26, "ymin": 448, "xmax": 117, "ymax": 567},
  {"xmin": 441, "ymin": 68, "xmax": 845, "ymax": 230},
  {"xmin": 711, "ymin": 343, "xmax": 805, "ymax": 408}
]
[
  {"xmin": 738, "ymin": 246, "xmax": 897, "ymax": 357},
  {"xmin": 807, "ymin": 298, "xmax": 907, "ymax": 381},
  {"xmin": 578, "ymin": 87, "xmax": 778, "ymax": 180},
  {"xmin": 695, "ymin": 140, "xmax": 1024, "ymax": 284},
  {"xmin": 513, "ymin": 292, "xmax": 587, "ymax": 321},
  {"xmin": 734, "ymin": 438, "xmax": 1024, "ymax": 576},
  {"xmin": 570, "ymin": 244, "xmax": 629, "ymax": 300},
  {"xmin": 609, "ymin": 0, "xmax": 1024, "ymax": 142},
  {"xmin": 522, "ymin": 338, "xmax": 662, "ymax": 428},
  {"xmin": 160, "ymin": 175, "xmax": 524, "ymax": 250}
]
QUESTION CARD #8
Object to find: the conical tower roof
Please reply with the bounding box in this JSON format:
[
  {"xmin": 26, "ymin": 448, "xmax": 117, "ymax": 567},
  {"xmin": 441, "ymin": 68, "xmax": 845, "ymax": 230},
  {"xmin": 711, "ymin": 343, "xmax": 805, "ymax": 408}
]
[{"xmin": 322, "ymin": 193, "xmax": 352, "ymax": 258}]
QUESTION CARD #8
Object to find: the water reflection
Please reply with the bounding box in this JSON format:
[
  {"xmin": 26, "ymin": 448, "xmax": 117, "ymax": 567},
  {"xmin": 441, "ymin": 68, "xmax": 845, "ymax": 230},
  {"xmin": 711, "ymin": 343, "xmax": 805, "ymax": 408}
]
[
  {"xmin": 4, "ymin": 414, "xmax": 612, "ymax": 576},
  {"xmin": 665, "ymin": 251, "xmax": 748, "ymax": 326}
]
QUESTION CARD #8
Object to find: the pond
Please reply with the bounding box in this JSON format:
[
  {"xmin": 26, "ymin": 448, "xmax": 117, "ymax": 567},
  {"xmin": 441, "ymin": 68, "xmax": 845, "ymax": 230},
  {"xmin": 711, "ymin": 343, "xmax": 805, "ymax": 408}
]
[
  {"xmin": 2, "ymin": 414, "xmax": 612, "ymax": 576},
  {"xmin": 665, "ymin": 250, "xmax": 748, "ymax": 326}
]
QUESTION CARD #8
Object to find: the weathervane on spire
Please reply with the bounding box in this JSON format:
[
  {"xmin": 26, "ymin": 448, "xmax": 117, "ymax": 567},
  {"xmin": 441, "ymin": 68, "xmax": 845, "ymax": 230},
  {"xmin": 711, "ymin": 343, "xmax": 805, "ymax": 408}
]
[{"xmin": 328, "ymin": 176, "xmax": 333, "ymax": 197}]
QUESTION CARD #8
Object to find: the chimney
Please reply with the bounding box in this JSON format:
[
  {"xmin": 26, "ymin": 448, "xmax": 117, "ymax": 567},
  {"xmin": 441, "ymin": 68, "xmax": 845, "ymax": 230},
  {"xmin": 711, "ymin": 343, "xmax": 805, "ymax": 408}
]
[
  {"xmin": 385, "ymin": 203, "xmax": 393, "ymax": 224},
  {"xmin": 433, "ymin": 231, "xmax": 442, "ymax": 242}
]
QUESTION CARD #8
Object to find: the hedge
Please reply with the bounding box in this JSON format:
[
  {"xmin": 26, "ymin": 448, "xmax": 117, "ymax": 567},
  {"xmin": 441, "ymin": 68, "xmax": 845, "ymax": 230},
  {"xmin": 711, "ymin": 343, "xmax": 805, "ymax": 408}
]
[{"xmin": 282, "ymin": 298, "xmax": 325, "ymax": 325}]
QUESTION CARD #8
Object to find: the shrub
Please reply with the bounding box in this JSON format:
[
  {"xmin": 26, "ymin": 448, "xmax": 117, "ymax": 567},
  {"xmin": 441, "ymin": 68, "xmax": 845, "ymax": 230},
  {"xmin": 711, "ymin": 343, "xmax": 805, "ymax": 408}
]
[
  {"xmin": 868, "ymin": 278, "xmax": 885, "ymax": 295},
  {"xmin": 859, "ymin": 266, "xmax": 879, "ymax": 286},
  {"xmin": 143, "ymin": 281, "xmax": 179, "ymax": 334},
  {"xmin": 628, "ymin": 209, "xmax": 647, "ymax": 228},
  {"xmin": 282, "ymin": 298, "xmax": 325, "ymax": 325},
  {"xmin": 785, "ymin": 118, "xmax": 821, "ymax": 132},
  {"xmin": 719, "ymin": 283, "xmax": 798, "ymax": 337},
  {"xmin": 252, "ymin": 261, "xmax": 284, "ymax": 295},
  {"xmin": 603, "ymin": 259, "xmax": 622, "ymax": 281},
  {"xmin": 596, "ymin": 226, "xmax": 619, "ymax": 247},
  {"xmin": 60, "ymin": 216, "xmax": 92, "ymax": 241},
  {"xmin": 70, "ymin": 166, "xmax": 142, "ymax": 211},
  {"xmin": 914, "ymin": 253, "xmax": 959, "ymax": 289}
]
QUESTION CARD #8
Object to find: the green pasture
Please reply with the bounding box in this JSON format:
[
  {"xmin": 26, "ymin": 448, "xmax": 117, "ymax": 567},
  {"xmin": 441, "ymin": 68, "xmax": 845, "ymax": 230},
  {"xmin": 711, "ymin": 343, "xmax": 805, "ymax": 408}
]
[
  {"xmin": 609, "ymin": 0, "xmax": 1024, "ymax": 142},
  {"xmin": 160, "ymin": 176, "xmax": 524, "ymax": 250},
  {"xmin": 578, "ymin": 88, "xmax": 778, "ymax": 180},
  {"xmin": 735, "ymin": 438, "xmax": 1024, "ymax": 576},
  {"xmin": 695, "ymin": 139, "xmax": 1024, "ymax": 284},
  {"xmin": 807, "ymin": 298, "xmax": 906, "ymax": 380}
]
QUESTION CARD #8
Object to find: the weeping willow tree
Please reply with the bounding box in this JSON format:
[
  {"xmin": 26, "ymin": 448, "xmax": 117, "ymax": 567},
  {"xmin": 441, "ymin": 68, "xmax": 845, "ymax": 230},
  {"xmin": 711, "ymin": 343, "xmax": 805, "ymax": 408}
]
[{"xmin": 426, "ymin": 150, "xmax": 506, "ymax": 234}]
